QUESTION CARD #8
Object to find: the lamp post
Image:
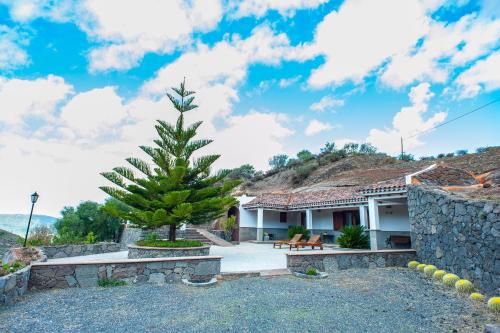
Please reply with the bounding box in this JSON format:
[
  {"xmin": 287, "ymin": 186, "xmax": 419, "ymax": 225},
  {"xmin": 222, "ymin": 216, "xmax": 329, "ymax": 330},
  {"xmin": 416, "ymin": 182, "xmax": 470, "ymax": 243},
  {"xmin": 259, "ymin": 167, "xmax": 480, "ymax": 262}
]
[{"xmin": 23, "ymin": 192, "xmax": 39, "ymax": 247}]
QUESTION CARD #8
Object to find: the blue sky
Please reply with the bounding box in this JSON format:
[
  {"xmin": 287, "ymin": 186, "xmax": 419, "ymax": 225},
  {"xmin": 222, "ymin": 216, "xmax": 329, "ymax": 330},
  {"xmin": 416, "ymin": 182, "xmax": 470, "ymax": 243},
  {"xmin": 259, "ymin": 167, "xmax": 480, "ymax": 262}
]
[{"xmin": 0, "ymin": 0, "xmax": 499, "ymax": 216}]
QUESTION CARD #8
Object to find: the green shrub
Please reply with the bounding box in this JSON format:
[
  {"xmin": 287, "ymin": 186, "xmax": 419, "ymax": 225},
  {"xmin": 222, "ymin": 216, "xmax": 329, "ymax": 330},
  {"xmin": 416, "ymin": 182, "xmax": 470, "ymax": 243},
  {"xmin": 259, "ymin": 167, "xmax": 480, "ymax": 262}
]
[
  {"xmin": 442, "ymin": 273, "xmax": 460, "ymax": 287},
  {"xmin": 424, "ymin": 265, "xmax": 437, "ymax": 277},
  {"xmin": 416, "ymin": 264, "xmax": 427, "ymax": 272},
  {"xmin": 306, "ymin": 268, "xmax": 318, "ymax": 276},
  {"xmin": 98, "ymin": 279, "xmax": 127, "ymax": 287},
  {"xmin": 27, "ymin": 225, "xmax": 53, "ymax": 246},
  {"xmin": 487, "ymin": 297, "xmax": 500, "ymax": 312},
  {"xmin": 221, "ymin": 216, "xmax": 236, "ymax": 241},
  {"xmin": 455, "ymin": 279, "xmax": 474, "ymax": 293},
  {"xmin": 85, "ymin": 232, "xmax": 97, "ymax": 244},
  {"xmin": 433, "ymin": 270, "xmax": 446, "ymax": 281},
  {"xmin": 293, "ymin": 164, "xmax": 317, "ymax": 183},
  {"xmin": 0, "ymin": 261, "xmax": 25, "ymax": 277},
  {"xmin": 135, "ymin": 239, "xmax": 203, "ymax": 248},
  {"xmin": 337, "ymin": 225, "xmax": 369, "ymax": 249},
  {"xmin": 145, "ymin": 232, "xmax": 159, "ymax": 242},
  {"xmin": 287, "ymin": 226, "xmax": 309, "ymax": 240},
  {"xmin": 470, "ymin": 293, "xmax": 485, "ymax": 302},
  {"xmin": 407, "ymin": 261, "xmax": 419, "ymax": 269}
]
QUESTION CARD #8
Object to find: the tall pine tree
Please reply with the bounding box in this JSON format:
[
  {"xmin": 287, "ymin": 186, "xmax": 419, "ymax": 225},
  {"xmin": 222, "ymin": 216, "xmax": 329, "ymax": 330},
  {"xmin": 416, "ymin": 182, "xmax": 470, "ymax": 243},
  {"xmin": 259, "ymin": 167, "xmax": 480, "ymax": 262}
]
[{"xmin": 100, "ymin": 80, "xmax": 240, "ymax": 242}]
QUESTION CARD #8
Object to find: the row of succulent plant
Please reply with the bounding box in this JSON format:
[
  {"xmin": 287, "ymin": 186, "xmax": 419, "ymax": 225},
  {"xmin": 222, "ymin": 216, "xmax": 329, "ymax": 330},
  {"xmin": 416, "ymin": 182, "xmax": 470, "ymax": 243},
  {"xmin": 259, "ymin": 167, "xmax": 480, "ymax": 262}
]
[{"xmin": 407, "ymin": 261, "xmax": 500, "ymax": 313}]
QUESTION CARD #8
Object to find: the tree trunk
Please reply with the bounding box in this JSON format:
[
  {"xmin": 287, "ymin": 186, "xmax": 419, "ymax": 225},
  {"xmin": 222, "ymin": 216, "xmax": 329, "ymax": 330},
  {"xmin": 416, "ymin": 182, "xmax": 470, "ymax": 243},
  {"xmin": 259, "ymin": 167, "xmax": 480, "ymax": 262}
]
[{"xmin": 169, "ymin": 224, "xmax": 176, "ymax": 242}]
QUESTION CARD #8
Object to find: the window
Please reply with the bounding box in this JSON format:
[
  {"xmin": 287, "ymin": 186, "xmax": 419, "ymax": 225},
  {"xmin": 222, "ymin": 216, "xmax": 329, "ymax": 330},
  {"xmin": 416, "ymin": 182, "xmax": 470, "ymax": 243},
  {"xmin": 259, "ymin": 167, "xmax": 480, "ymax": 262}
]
[{"xmin": 280, "ymin": 212, "xmax": 287, "ymax": 223}]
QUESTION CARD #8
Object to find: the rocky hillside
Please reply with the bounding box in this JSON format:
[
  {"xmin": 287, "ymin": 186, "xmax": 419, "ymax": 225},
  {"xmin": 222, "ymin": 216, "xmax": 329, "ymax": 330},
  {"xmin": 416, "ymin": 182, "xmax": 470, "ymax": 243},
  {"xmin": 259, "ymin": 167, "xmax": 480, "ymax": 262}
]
[
  {"xmin": 0, "ymin": 229, "xmax": 21, "ymax": 257},
  {"xmin": 238, "ymin": 147, "xmax": 500, "ymax": 195}
]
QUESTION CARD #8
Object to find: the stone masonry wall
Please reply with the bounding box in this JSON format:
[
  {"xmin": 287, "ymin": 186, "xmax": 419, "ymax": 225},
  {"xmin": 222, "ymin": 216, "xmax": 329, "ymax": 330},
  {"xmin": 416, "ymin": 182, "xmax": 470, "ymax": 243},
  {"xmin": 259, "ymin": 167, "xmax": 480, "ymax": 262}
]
[
  {"xmin": 287, "ymin": 250, "xmax": 416, "ymax": 273},
  {"xmin": 128, "ymin": 245, "xmax": 210, "ymax": 258},
  {"xmin": 408, "ymin": 185, "xmax": 499, "ymax": 295},
  {"xmin": 42, "ymin": 242, "xmax": 122, "ymax": 259},
  {"xmin": 29, "ymin": 256, "xmax": 221, "ymax": 289}
]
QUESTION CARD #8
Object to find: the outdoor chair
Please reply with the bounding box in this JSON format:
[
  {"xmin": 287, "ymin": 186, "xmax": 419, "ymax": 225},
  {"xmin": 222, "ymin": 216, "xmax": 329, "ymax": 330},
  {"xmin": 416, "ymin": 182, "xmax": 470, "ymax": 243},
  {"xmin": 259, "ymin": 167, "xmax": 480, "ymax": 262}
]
[
  {"xmin": 291, "ymin": 235, "xmax": 323, "ymax": 250},
  {"xmin": 273, "ymin": 233, "xmax": 302, "ymax": 249}
]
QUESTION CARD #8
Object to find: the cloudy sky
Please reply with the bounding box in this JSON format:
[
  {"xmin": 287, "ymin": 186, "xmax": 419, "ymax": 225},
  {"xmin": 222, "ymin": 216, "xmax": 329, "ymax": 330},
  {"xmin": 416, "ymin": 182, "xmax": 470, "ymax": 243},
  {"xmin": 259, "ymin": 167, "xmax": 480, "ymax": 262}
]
[{"xmin": 0, "ymin": 0, "xmax": 499, "ymax": 216}]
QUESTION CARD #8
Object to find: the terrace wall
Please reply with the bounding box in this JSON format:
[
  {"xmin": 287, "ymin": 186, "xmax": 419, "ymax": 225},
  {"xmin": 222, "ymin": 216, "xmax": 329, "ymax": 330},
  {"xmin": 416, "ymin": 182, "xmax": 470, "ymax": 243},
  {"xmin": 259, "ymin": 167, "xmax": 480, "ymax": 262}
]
[
  {"xmin": 408, "ymin": 185, "xmax": 499, "ymax": 295},
  {"xmin": 287, "ymin": 249, "xmax": 416, "ymax": 273},
  {"xmin": 42, "ymin": 242, "xmax": 122, "ymax": 259}
]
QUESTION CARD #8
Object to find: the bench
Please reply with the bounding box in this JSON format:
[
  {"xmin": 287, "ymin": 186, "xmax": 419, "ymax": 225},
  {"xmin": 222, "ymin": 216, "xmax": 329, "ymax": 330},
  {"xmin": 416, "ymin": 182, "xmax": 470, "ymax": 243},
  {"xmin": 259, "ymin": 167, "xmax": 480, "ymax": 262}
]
[{"xmin": 386, "ymin": 235, "xmax": 411, "ymax": 248}]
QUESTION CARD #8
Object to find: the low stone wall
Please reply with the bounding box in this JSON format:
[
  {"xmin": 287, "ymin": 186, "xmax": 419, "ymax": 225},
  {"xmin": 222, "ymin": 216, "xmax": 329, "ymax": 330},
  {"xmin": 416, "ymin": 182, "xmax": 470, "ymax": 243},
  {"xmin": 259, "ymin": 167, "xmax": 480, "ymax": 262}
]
[
  {"xmin": 42, "ymin": 242, "xmax": 122, "ymax": 259},
  {"xmin": 128, "ymin": 245, "xmax": 210, "ymax": 258},
  {"xmin": 408, "ymin": 185, "xmax": 499, "ymax": 295},
  {"xmin": 29, "ymin": 256, "xmax": 222, "ymax": 289},
  {"xmin": 0, "ymin": 248, "xmax": 46, "ymax": 305},
  {"xmin": 287, "ymin": 249, "xmax": 416, "ymax": 273}
]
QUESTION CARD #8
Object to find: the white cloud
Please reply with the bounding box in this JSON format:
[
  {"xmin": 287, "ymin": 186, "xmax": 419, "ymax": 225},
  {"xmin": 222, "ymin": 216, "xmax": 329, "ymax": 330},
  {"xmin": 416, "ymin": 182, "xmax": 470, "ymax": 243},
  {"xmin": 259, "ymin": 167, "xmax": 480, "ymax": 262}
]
[
  {"xmin": 454, "ymin": 52, "xmax": 500, "ymax": 98},
  {"xmin": 59, "ymin": 87, "xmax": 128, "ymax": 140},
  {"xmin": 381, "ymin": 14, "xmax": 500, "ymax": 88},
  {"xmin": 0, "ymin": 75, "xmax": 73, "ymax": 127},
  {"xmin": 81, "ymin": 0, "xmax": 223, "ymax": 71},
  {"xmin": 279, "ymin": 75, "xmax": 302, "ymax": 88},
  {"xmin": 0, "ymin": 25, "xmax": 29, "ymax": 70},
  {"xmin": 367, "ymin": 82, "xmax": 447, "ymax": 154},
  {"xmin": 305, "ymin": 119, "xmax": 333, "ymax": 136},
  {"xmin": 304, "ymin": 0, "xmax": 431, "ymax": 88},
  {"xmin": 310, "ymin": 95, "xmax": 344, "ymax": 112},
  {"xmin": 229, "ymin": 0, "xmax": 328, "ymax": 18},
  {"xmin": 0, "ymin": 0, "xmax": 75, "ymax": 22}
]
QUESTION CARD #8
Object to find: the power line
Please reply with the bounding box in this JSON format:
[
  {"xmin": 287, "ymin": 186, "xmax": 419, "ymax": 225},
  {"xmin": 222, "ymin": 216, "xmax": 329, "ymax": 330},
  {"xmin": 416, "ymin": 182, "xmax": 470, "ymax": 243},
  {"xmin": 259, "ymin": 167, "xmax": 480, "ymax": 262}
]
[{"xmin": 405, "ymin": 97, "xmax": 500, "ymax": 140}]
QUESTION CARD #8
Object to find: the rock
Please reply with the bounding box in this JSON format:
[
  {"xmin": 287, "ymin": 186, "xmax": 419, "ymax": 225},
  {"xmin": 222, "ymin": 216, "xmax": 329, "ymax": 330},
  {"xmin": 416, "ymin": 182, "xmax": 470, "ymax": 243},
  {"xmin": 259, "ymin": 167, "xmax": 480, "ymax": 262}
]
[{"xmin": 148, "ymin": 273, "xmax": 165, "ymax": 285}]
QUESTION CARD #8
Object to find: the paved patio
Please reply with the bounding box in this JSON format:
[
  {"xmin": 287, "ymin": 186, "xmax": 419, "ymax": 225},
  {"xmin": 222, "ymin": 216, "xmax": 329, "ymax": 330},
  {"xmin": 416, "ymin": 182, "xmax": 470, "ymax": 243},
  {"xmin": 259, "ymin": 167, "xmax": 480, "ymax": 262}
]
[{"xmin": 47, "ymin": 242, "xmax": 338, "ymax": 273}]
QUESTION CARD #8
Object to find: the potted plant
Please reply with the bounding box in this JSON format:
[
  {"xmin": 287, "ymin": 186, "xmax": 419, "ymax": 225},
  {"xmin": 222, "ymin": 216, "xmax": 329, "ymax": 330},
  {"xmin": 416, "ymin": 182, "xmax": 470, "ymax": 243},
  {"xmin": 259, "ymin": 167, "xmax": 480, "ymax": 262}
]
[{"xmin": 100, "ymin": 80, "xmax": 241, "ymax": 258}]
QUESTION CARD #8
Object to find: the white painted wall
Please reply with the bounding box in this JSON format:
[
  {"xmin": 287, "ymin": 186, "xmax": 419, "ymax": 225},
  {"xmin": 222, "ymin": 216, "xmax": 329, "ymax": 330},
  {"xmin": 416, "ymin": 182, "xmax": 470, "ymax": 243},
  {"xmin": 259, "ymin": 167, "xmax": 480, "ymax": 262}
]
[
  {"xmin": 378, "ymin": 204, "xmax": 410, "ymax": 231},
  {"xmin": 261, "ymin": 210, "xmax": 300, "ymax": 229},
  {"xmin": 238, "ymin": 195, "xmax": 257, "ymax": 228}
]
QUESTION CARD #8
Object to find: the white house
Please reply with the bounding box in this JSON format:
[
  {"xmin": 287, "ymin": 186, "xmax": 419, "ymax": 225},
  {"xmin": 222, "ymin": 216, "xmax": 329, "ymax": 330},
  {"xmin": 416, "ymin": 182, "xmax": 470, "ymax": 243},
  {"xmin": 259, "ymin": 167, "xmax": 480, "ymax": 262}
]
[{"xmin": 229, "ymin": 165, "xmax": 439, "ymax": 250}]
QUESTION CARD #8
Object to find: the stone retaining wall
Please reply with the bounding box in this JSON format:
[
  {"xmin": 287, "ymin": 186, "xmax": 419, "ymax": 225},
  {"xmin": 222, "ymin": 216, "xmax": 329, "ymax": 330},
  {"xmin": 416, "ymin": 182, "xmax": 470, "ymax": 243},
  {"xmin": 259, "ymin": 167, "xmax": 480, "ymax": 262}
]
[
  {"xmin": 0, "ymin": 249, "xmax": 46, "ymax": 305},
  {"xmin": 42, "ymin": 242, "xmax": 122, "ymax": 259},
  {"xmin": 408, "ymin": 185, "xmax": 499, "ymax": 295},
  {"xmin": 287, "ymin": 249, "xmax": 416, "ymax": 273},
  {"xmin": 29, "ymin": 256, "xmax": 222, "ymax": 290},
  {"xmin": 128, "ymin": 245, "xmax": 210, "ymax": 258}
]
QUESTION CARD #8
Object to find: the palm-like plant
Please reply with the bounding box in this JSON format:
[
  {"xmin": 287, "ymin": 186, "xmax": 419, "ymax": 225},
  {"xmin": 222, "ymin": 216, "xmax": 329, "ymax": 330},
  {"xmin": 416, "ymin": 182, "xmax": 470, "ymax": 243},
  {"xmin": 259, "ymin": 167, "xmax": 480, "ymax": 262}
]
[
  {"xmin": 337, "ymin": 225, "xmax": 369, "ymax": 249},
  {"xmin": 100, "ymin": 80, "xmax": 240, "ymax": 241}
]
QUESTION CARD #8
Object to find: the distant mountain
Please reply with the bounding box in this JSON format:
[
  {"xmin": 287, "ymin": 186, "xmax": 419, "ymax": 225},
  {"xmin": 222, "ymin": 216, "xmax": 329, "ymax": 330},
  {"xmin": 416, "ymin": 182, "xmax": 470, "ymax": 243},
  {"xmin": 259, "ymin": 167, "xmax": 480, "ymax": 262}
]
[{"xmin": 0, "ymin": 214, "xmax": 57, "ymax": 236}]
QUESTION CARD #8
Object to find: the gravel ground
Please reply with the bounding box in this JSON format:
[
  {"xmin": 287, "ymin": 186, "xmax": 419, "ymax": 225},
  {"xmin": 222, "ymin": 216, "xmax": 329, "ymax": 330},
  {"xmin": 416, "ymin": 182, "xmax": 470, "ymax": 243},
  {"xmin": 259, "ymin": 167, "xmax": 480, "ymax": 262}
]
[{"xmin": 0, "ymin": 268, "xmax": 497, "ymax": 333}]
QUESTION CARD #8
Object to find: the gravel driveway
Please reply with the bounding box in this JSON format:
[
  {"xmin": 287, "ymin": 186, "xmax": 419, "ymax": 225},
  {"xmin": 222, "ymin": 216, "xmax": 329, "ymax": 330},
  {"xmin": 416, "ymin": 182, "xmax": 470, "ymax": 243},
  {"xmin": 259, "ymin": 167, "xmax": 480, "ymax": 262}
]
[{"xmin": 0, "ymin": 268, "xmax": 496, "ymax": 333}]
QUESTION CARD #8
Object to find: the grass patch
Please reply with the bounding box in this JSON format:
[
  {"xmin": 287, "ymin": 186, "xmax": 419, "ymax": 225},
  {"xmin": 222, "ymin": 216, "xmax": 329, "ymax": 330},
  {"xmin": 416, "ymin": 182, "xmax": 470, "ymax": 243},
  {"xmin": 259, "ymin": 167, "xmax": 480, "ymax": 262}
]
[
  {"xmin": 306, "ymin": 268, "xmax": 318, "ymax": 276},
  {"xmin": 135, "ymin": 239, "xmax": 203, "ymax": 248},
  {"xmin": 98, "ymin": 279, "xmax": 127, "ymax": 287},
  {"xmin": 0, "ymin": 261, "xmax": 26, "ymax": 277}
]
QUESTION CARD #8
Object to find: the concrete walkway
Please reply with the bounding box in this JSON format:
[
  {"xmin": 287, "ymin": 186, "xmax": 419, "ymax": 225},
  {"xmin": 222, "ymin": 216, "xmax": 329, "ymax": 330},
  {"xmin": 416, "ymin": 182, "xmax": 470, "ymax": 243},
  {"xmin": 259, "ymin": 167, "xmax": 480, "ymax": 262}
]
[{"xmin": 47, "ymin": 242, "xmax": 337, "ymax": 273}]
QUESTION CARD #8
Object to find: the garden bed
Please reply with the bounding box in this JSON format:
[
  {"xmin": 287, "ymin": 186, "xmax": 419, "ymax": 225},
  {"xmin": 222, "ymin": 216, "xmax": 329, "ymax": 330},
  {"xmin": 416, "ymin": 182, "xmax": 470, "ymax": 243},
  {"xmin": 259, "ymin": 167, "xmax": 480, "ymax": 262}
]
[{"xmin": 128, "ymin": 244, "xmax": 210, "ymax": 259}]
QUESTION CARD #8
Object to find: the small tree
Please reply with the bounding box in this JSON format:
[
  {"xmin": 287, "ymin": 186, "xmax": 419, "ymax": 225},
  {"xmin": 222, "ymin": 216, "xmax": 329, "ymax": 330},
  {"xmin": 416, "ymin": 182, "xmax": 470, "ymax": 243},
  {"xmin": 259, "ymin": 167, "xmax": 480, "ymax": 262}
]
[
  {"xmin": 320, "ymin": 141, "xmax": 335, "ymax": 154},
  {"xmin": 359, "ymin": 143, "xmax": 377, "ymax": 155},
  {"xmin": 343, "ymin": 142, "xmax": 359, "ymax": 155},
  {"xmin": 297, "ymin": 149, "xmax": 313, "ymax": 161},
  {"xmin": 456, "ymin": 149, "xmax": 468, "ymax": 156},
  {"xmin": 100, "ymin": 80, "xmax": 240, "ymax": 241},
  {"xmin": 269, "ymin": 154, "xmax": 288, "ymax": 170},
  {"xmin": 228, "ymin": 164, "xmax": 255, "ymax": 180},
  {"xmin": 220, "ymin": 216, "xmax": 236, "ymax": 241},
  {"xmin": 398, "ymin": 152, "xmax": 415, "ymax": 161}
]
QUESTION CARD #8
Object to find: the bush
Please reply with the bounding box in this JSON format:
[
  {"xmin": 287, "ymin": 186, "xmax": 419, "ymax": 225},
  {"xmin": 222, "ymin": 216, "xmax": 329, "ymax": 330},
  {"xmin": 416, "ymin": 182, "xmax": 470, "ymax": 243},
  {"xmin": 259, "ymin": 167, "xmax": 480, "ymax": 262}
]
[
  {"xmin": 306, "ymin": 268, "xmax": 318, "ymax": 276},
  {"xmin": 337, "ymin": 225, "xmax": 369, "ymax": 249},
  {"xmin": 135, "ymin": 239, "xmax": 203, "ymax": 248},
  {"xmin": 433, "ymin": 270, "xmax": 446, "ymax": 281},
  {"xmin": 293, "ymin": 164, "xmax": 317, "ymax": 183},
  {"xmin": 98, "ymin": 279, "xmax": 127, "ymax": 287},
  {"xmin": 220, "ymin": 216, "xmax": 236, "ymax": 241},
  {"xmin": 487, "ymin": 297, "xmax": 500, "ymax": 312},
  {"xmin": 469, "ymin": 293, "xmax": 485, "ymax": 302},
  {"xmin": 442, "ymin": 273, "xmax": 460, "ymax": 287},
  {"xmin": 455, "ymin": 279, "xmax": 474, "ymax": 293},
  {"xmin": 0, "ymin": 261, "xmax": 25, "ymax": 277},
  {"xmin": 407, "ymin": 261, "xmax": 420, "ymax": 268},
  {"xmin": 416, "ymin": 264, "xmax": 427, "ymax": 272},
  {"xmin": 456, "ymin": 149, "xmax": 468, "ymax": 156},
  {"xmin": 85, "ymin": 232, "xmax": 97, "ymax": 244},
  {"xmin": 287, "ymin": 226, "xmax": 309, "ymax": 240},
  {"xmin": 27, "ymin": 225, "xmax": 53, "ymax": 246},
  {"xmin": 424, "ymin": 265, "xmax": 437, "ymax": 277}
]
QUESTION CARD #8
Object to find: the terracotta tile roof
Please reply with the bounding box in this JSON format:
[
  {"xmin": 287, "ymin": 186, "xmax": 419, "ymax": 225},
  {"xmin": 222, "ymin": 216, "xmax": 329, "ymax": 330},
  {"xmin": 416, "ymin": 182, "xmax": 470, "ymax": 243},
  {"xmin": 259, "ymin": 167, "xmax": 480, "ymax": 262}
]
[
  {"xmin": 242, "ymin": 186, "xmax": 367, "ymax": 210},
  {"xmin": 414, "ymin": 164, "xmax": 476, "ymax": 186},
  {"xmin": 360, "ymin": 178, "xmax": 407, "ymax": 195}
]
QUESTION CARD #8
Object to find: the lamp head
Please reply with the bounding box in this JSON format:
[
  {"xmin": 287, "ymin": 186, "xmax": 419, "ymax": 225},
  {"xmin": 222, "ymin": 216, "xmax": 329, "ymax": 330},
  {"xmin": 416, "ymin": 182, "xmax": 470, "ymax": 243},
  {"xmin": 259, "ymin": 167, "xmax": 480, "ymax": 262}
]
[{"xmin": 31, "ymin": 192, "xmax": 39, "ymax": 204}]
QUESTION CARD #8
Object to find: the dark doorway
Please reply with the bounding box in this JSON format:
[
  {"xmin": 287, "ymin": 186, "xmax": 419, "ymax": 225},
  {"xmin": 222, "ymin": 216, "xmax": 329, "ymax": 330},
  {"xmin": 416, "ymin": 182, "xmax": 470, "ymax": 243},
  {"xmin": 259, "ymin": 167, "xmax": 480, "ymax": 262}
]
[{"xmin": 333, "ymin": 210, "xmax": 360, "ymax": 231}]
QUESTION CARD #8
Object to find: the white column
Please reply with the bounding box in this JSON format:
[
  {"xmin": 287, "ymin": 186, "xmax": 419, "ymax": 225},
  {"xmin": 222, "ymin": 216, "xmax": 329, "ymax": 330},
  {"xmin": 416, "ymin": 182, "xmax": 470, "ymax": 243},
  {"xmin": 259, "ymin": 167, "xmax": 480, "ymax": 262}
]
[
  {"xmin": 257, "ymin": 208, "xmax": 264, "ymax": 241},
  {"xmin": 359, "ymin": 205, "xmax": 368, "ymax": 229},
  {"xmin": 306, "ymin": 209, "xmax": 313, "ymax": 231},
  {"xmin": 368, "ymin": 198, "xmax": 380, "ymax": 250}
]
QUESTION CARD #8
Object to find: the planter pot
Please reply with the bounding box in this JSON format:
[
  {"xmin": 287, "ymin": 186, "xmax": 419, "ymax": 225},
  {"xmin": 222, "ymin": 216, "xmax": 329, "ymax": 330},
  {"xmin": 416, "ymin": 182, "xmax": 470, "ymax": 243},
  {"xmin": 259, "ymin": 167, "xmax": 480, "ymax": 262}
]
[
  {"xmin": 181, "ymin": 277, "xmax": 217, "ymax": 287},
  {"xmin": 292, "ymin": 271, "xmax": 329, "ymax": 279},
  {"xmin": 127, "ymin": 244, "xmax": 210, "ymax": 259}
]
